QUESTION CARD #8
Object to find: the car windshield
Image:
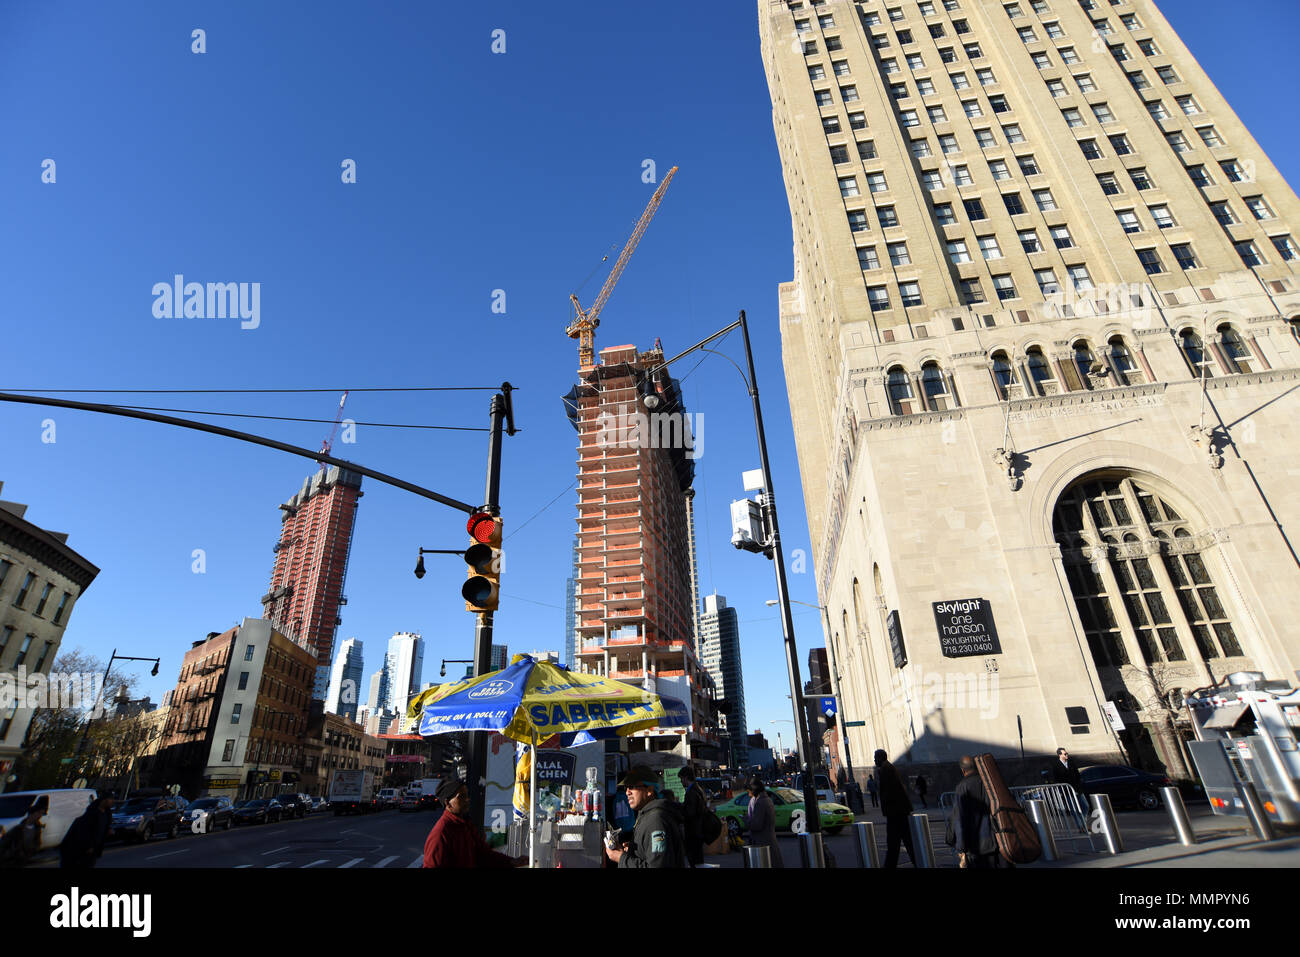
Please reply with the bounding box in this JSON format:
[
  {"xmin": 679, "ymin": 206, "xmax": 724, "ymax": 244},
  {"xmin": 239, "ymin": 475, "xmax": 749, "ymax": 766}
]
[
  {"xmin": 118, "ymin": 799, "xmax": 156, "ymax": 813},
  {"xmin": 192, "ymin": 799, "xmax": 220, "ymax": 809},
  {"xmin": 0, "ymin": 795, "xmax": 41, "ymax": 817},
  {"xmin": 243, "ymin": 800, "xmax": 269, "ymax": 808},
  {"xmin": 770, "ymin": 787, "xmax": 802, "ymax": 804}
]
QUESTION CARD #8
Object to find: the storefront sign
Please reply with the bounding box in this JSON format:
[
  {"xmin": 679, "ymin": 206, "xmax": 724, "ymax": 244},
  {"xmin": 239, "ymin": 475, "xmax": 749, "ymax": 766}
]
[
  {"xmin": 207, "ymin": 777, "xmax": 241, "ymax": 790},
  {"xmin": 533, "ymin": 750, "xmax": 576, "ymax": 786},
  {"xmin": 932, "ymin": 598, "xmax": 1002, "ymax": 658},
  {"xmin": 887, "ymin": 611, "xmax": 908, "ymax": 669}
]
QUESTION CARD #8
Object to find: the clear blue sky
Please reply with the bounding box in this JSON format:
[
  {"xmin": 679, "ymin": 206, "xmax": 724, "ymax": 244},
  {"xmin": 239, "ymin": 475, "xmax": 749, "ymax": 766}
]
[{"xmin": 2, "ymin": 1, "xmax": 1297, "ymax": 745}]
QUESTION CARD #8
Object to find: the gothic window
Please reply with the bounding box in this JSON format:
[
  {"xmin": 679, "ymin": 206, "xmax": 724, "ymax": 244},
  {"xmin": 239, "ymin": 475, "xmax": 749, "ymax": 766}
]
[
  {"xmin": 921, "ymin": 361, "xmax": 951, "ymax": 410},
  {"xmin": 991, "ymin": 351, "xmax": 1016, "ymax": 397},
  {"xmin": 1217, "ymin": 324, "xmax": 1254, "ymax": 374},
  {"xmin": 1072, "ymin": 339, "xmax": 1099, "ymax": 389},
  {"xmin": 1107, "ymin": 335, "xmax": 1143, "ymax": 385},
  {"xmin": 1025, "ymin": 346, "xmax": 1054, "ymax": 395},
  {"xmin": 1178, "ymin": 329, "xmax": 1214, "ymax": 379},
  {"xmin": 1054, "ymin": 476, "xmax": 1243, "ymax": 675},
  {"xmin": 887, "ymin": 366, "xmax": 916, "ymax": 414}
]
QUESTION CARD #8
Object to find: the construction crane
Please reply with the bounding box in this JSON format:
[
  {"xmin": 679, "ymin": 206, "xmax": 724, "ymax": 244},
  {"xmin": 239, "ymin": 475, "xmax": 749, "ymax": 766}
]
[
  {"xmin": 317, "ymin": 391, "xmax": 349, "ymax": 470},
  {"xmin": 567, "ymin": 165, "xmax": 678, "ymax": 367}
]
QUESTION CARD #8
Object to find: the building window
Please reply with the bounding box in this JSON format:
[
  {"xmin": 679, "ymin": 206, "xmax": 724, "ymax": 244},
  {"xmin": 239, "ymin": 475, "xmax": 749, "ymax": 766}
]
[
  {"xmin": 1271, "ymin": 235, "xmax": 1298, "ymax": 262},
  {"xmin": 1108, "ymin": 43, "xmax": 1128, "ymax": 62},
  {"xmin": 1068, "ymin": 264, "xmax": 1093, "ymax": 291},
  {"xmin": 809, "ymin": 64, "xmax": 826, "ymax": 81},
  {"xmin": 833, "ymin": 60, "xmax": 851, "ymax": 77},
  {"xmin": 1060, "ymin": 46, "xmax": 1080, "ymax": 65},
  {"xmin": 1091, "ymin": 102, "xmax": 1115, "ymax": 124},
  {"xmin": 51, "ymin": 591, "xmax": 71, "ymax": 625},
  {"xmin": 1137, "ymin": 248, "xmax": 1164, "ymax": 275},
  {"xmin": 867, "ymin": 172, "xmax": 889, "ymax": 193},
  {"xmin": 991, "ymin": 351, "xmax": 1016, "ymax": 393},
  {"xmin": 1047, "ymin": 78, "xmax": 1067, "ymax": 98},
  {"xmin": 887, "ymin": 241, "xmax": 911, "ymax": 265},
  {"xmin": 1018, "ymin": 228, "xmax": 1042, "ymax": 252},
  {"xmin": 1165, "ymin": 132, "xmax": 1191, "ymax": 154},
  {"xmin": 1108, "ymin": 335, "xmax": 1143, "ymax": 385},
  {"xmin": 1035, "ymin": 267, "xmax": 1060, "ymax": 296},
  {"xmin": 887, "ymin": 368, "xmax": 914, "ymax": 414},
  {"xmin": 906, "ymin": 53, "xmax": 924, "ymax": 69},
  {"xmin": 1179, "ymin": 329, "xmax": 1213, "ymax": 377},
  {"xmin": 1026, "ymin": 347, "xmax": 1055, "ymax": 394},
  {"xmin": 928, "ymin": 105, "xmax": 949, "ymax": 123},
  {"xmin": 12, "ymin": 572, "xmax": 35, "ymax": 609},
  {"xmin": 960, "ymin": 278, "xmax": 985, "ymax": 304},
  {"xmin": 1129, "ymin": 168, "xmax": 1154, "ymax": 190},
  {"xmin": 0, "ymin": 626, "xmax": 12, "ymax": 660},
  {"xmin": 1116, "ymin": 209, "xmax": 1140, "ymax": 233},
  {"xmin": 1187, "ymin": 165, "xmax": 1211, "ymax": 187},
  {"xmin": 899, "ymin": 281, "xmax": 923, "ymax": 306},
  {"xmin": 1080, "ymin": 139, "xmax": 1103, "ymax": 161},
  {"xmin": 1002, "ymin": 123, "xmax": 1025, "ymax": 143},
  {"xmin": 1233, "ymin": 240, "xmax": 1263, "ymax": 267},
  {"xmin": 990, "ymin": 95, "xmax": 1010, "ymax": 114},
  {"xmin": 815, "ymin": 90, "xmax": 833, "ymax": 107},
  {"xmin": 989, "ymin": 159, "xmax": 1011, "ymax": 181},
  {"xmin": 822, "ymin": 116, "xmax": 841, "ymax": 134},
  {"xmin": 1017, "ymin": 26, "xmax": 1037, "ymax": 42},
  {"xmin": 1197, "ymin": 126, "xmax": 1224, "ymax": 148},
  {"xmin": 238, "ymin": 670, "xmax": 250, "ymax": 691},
  {"xmin": 1033, "ymin": 188, "xmax": 1057, "ymax": 211},
  {"xmin": 917, "ymin": 78, "xmax": 936, "ymax": 95},
  {"xmin": 830, "ymin": 144, "xmax": 850, "ymax": 165},
  {"xmin": 939, "ymin": 134, "xmax": 959, "ymax": 154},
  {"xmin": 900, "ymin": 110, "xmax": 920, "ymax": 128},
  {"xmin": 847, "ymin": 210, "xmax": 869, "ymax": 232},
  {"xmin": 877, "ymin": 205, "xmax": 899, "ymax": 227},
  {"xmin": 1017, "ymin": 154, "xmax": 1040, "ymax": 176},
  {"xmin": 857, "ymin": 245, "xmax": 880, "ymax": 269},
  {"xmin": 940, "ymin": 47, "xmax": 957, "ymax": 64},
  {"xmin": 33, "ymin": 641, "xmax": 52, "ymax": 673},
  {"xmin": 922, "ymin": 363, "xmax": 951, "ymax": 410},
  {"xmin": 934, "ymin": 202, "xmax": 957, "ymax": 225},
  {"xmin": 841, "ymin": 84, "xmax": 860, "ymax": 102},
  {"xmin": 912, "ymin": 138, "xmax": 933, "ymax": 158},
  {"xmin": 952, "ymin": 164, "xmax": 973, "ymax": 186},
  {"xmin": 977, "ymin": 68, "xmax": 996, "ymax": 86},
  {"xmin": 1177, "ymin": 94, "xmax": 1202, "ymax": 115},
  {"xmin": 32, "ymin": 583, "xmax": 53, "ymax": 617},
  {"xmin": 1063, "ymin": 107, "xmax": 1085, "ymax": 128},
  {"xmin": 14, "ymin": 635, "xmax": 33, "ymax": 666},
  {"xmin": 946, "ymin": 239, "xmax": 972, "ymax": 264},
  {"xmin": 1171, "ymin": 243, "xmax": 1199, "ymax": 270},
  {"xmin": 963, "ymin": 198, "xmax": 987, "ymax": 220},
  {"xmin": 867, "ymin": 286, "xmax": 891, "ymax": 311},
  {"xmin": 951, "ymin": 72, "xmax": 970, "ymax": 90},
  {"xmin": 838, "ymin": 176, "xmax": 859, "ymax": 197},
  {"xmin": 1003, "ymin": 192, "xmax": 1026, "ymax": 216},
  {"xmin": 1107, "ymin": 134, "xmax": 1132, "ymax": 156},
  {"xmin": 978, "ymin": 234, "xmax": 1003, "ymax": 259},
  {"xmin": 993, "ymin": 274, "xmax": 1018, "ymax": 301},
  {"xmin": 974, "ymin": 128, "xmax": 996, "ymax": 148},
  {"xmin": 1219, "ymin": 160, "xmax": 1245, "ymax": 183},
  {"xmin": 1050, "ymin": 225, "xmax": 1074, "ymax": 249},
  {"xmin": 1073, "ymin": 340, "xmax": 1100, "ymax": 386},
  {"xmin": 1075, "ymin": 73, "xmax": 1097, "ymax": 93},
  {"xmin": 1218, "ymin": 325, "xmax": 1255, "ymax": 373},
  {"xmin": 923, "ymin": 171, "xmax": 944, "ymax": 191},
  {"xmin": 858, "ymin": 140, "xmax": 877, "ymax": 159},
  {"xmin": 1244, "ymin": 196, "xmax": 1275, "ymax": 220},
  {"xmin": 1127, "ymin": 70, "xmax": 1149, "ymax": 91},
  {"xmin": 1209, "ymin": 201, "xmax": 1237, "ymax": 227}
]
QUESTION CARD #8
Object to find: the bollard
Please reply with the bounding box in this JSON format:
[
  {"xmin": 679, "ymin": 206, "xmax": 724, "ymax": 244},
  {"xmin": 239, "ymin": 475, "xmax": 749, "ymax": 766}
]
[
  {"xmin": 1089, "ymin": 793, "xmax": 1124, "ymax": 854},
  {"xmin": 798, "ymin": 831, "xmax": 827, "ymax": 868},
  {"xmin": 908, "ymin": 812, "xmax": 936, "ymax": 868},
  {"xmin": 1236, "ymin": 781, "xmax": 1276, "ymax": 842},
  {"xmin": 743, "ymin": 845, "xmax": 772, "ymax": 868},
  {"xmin": 1026, "ymin": 799, "xmax": 1058, "ymax": 862},
  {"xmin": 853, "ymin": 821, "xmax": 880, "ymax": 868},
  {"xmin": 1160, "ymin": 786, "xmax": 1197, "ymax": 846}
]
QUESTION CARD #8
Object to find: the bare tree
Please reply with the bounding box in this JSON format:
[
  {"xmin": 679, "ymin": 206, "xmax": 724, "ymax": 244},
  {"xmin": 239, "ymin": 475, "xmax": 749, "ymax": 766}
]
[{"xmin": 1124, "ymin": 661, "xmax": 1196, "ymax": 780}]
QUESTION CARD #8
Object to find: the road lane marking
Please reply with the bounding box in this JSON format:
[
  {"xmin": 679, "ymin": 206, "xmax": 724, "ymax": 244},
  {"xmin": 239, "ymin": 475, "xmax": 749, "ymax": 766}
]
[
  {"xmin": 235, "ymin": 864, "xmax": 253, "ymax": 869},
  {"xmin": 339, "ymin": 858, "xmax": 363, "ymax": 868},
  {"xmin": 265, "ymin": 829, "xmax": 286, "ymax": 836},
  {"xmin": 373, "ymin": 855, "xmax": 398, "ymax": 868},
  {"xmin": 262, "ymin": 846, "xmax": 290, "ymax": 855},
  {"xmin": 302, "ymin": 859, "xmax": 328, "ymax": 868},
  {"xmin": 146, "ymin": 848, "xmax": 189, "ymax": 860},
  {"xmin": 267, "ymin": 861, "xmax": 292, "ymax": 868}
]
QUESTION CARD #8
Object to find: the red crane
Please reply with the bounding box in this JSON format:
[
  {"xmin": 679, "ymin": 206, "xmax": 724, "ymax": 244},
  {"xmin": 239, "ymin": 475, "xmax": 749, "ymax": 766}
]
[{"xmin": 318, "ymin": 391, "xmax": 349, "ymax": 470}]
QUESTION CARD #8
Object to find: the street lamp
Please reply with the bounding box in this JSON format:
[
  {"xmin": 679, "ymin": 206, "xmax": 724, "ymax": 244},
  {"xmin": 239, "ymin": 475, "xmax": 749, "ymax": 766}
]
[
  {"xmin": 766, "ymin": 597, "xmax": 856, "ymax": 787},
  {"xmin": 641, "ymin": 310, "xmax": 824, "ymax": 837},
  {"xmin": 440, "ymin": 658, "xmax": 473, "ymax": 679},
  {"xmin": 72, "ymin": 648, "xmax": 162, "ymax": 786}
]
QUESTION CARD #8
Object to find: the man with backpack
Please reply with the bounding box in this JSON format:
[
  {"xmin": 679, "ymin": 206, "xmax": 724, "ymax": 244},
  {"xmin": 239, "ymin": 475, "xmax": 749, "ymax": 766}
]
[{"xmin": 948, "ymin": 755, "xmax": 1007, "ymax": 869}]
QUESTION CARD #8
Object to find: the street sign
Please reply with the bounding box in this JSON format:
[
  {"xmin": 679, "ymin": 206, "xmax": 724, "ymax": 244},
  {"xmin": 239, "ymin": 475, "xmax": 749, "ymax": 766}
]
[
  {"xmin": 886, "ymin": 611, "xmax": 908, "ymax": 669},
  {"xmin": 1103, "ymin": 700, "xmax": 1126, "ymax": 732},
  {"xmin": 821, "ymin": 697, "xmax": 837, "ymax": 718}
]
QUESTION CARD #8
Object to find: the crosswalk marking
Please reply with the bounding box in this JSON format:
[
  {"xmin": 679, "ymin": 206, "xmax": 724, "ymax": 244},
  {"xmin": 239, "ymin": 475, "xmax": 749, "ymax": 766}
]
[
  {"xmin": 373, "ymin": 855, "xmax": 398, "ymax": 868},
  {"xmin": 234, "ymin": 864, "xmax": 252, "ymax": 869},
  {"xmin": 339, "ymin": 858, "xmax": 363, "ymax": 868},
  {"xmin": 302, "ymin": 859, "xmax": 328, "ymax": 868},
  {"xmin": 406, "ymin": 855, "xmax": 423, "ymax": 868},
  {"xmin": 267, "ymin": 861, "xmax": 292, "ymax": 868},
  {"xmin": 262, "ymin": 845, "xmax": 289, "ymax": 856}
]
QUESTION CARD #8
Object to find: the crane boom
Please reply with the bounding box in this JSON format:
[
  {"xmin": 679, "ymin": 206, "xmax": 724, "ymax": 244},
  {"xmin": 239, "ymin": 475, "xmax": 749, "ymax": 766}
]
[
  {"xmin": 567, "ymin": 165, "xmax": 678, "ymax": 367},
  {"xmin": 318, "ymin": 390, "xmax": 349, "ymax": 470}
]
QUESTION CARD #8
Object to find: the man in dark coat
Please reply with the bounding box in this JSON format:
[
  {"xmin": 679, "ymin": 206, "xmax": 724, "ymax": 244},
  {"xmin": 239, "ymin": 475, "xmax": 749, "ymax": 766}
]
[
  {"xmin": 423, "ymin": 778, "xmax": 525, "ymax": 868},
  {"xmin": 874, "ymin": 749, "xmax": 915, "ymax": 868},
  {"xmin": 59, "ymin": 794, "xmax": 114, "ymax": 869},
  {"xmin": 606, "ymin": 767, "xmax": 685, "ymax": 868},
  {"xmin": 1048, "ymin": 748, "xmax": 1082, "ymax": 789},
  {"xmin": 679, "ymin": 766, "xmax": 707, "ymax": 867},
  {"xmin": 950, "ymin": 755, "xmax": 1006, "ymax": 869}
]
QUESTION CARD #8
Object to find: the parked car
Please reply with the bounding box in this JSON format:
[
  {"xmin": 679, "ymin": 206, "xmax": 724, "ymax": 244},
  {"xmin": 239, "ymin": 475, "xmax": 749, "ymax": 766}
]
[
  {"xmin": 714, "ymin": 786, "xmax": 854, "ymax": 838},
  {"xmin": 311, "ymin": 796, "xmax": 330, "ymax": 813},
  {"xmin": 183, "ymin": 797, "xmax": 235, "ymax": 832},
  {"xmin": 1078, "ymin": 765, "xmax": 1173, "ymax": 811},
  {"xmin": 376, "ymin": 788, "xmax": 401, "ymax": 809},
  {"xmin": 0, "ymin": 788, "xmax": 98, "ymax": 852},
  {"xmin": 111, "ymin": 796, "xmax": 184, "ymax": 843},
  {"xmin": 232, "ymin": 799, "xmax": 283, "ymax": 825},
  {"xmin": 275, "ymin": 793, "xmax": 310, "ymax": 819}
]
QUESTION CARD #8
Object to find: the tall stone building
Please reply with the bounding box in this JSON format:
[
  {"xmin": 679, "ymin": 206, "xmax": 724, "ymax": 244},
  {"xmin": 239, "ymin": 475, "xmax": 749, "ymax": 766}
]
[
  {"xmin": 699, "ymin": 593, "xmax": 749, "ymax": 768},
  {"xmin": 325, "ymin": 637, "xmax": 364, "ymax": 722},
  {"xmin": 759, "ymin": 0, "xmax": 1300, "ymax": 782}
]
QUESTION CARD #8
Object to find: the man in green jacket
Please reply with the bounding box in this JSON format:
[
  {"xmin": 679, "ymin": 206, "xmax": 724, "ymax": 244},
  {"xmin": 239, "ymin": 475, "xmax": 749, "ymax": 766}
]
[{"xmin": 606, "ymin": 767, "xmax": 685, "ymax": 869}]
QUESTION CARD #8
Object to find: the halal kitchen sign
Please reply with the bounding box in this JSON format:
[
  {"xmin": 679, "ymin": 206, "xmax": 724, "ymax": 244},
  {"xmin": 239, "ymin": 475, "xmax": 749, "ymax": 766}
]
[
  {"xmin": 932, "ymin": 598, "xmax": 1002, "ymax": 658},
  {"xmin": 534, "ymin": 750, "xmax": 577, "ymax": 786}
]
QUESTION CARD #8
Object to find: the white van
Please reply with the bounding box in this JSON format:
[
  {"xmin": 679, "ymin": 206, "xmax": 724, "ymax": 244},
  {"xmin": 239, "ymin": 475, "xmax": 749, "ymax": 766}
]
[{"xmin": 0, "ymin": 788, "xmax": 98, "ymax": 851}]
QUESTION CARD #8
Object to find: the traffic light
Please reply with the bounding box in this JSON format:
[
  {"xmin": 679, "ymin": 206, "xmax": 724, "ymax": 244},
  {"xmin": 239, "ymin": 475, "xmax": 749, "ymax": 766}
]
[{"xmin": 462, "ymin": 511, "xmax": 502, "ymax": 613}]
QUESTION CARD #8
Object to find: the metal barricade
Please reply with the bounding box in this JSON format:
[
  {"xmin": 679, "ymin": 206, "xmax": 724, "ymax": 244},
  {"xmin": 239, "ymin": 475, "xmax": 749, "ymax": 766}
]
[
  {"xmin": 743, "ymin": 845, "xmax": 772, "ymax": 868},
  {"xmin": 1011, "ymin": 783, "xmax": 1097, "ymax": 855}
]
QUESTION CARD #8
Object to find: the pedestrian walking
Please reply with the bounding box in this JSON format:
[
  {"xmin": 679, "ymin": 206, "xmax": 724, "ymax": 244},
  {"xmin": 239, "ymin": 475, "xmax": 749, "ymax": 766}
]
[
  {"xmin": 1047, "ymin": 747, "xmax": 1082, "ymax": 789},
  {"xmin": 680, "ymin": 766, "xmax": 707, "ymax": 867},
  {"xmin": 744, "ymin": 777, "xmax": 784, "ymax": 868},
  {"xmin": 866, "ymin": 774, "xmax": 879, "ymax": 808},
  {"xmin": 0, "ymin": 795, "xmax": 47, "ymax": 867},
  {"xmin": 874, "ymin": 749, "xmax": 915, "ymax": 868},
  {"xmin": 606, "ymin": 767, "xmax": 686, "ymax": 868},
  {"xmin": 916, "ymin": 774, "xmax": 929, "ymax": 809},
  {"xmin": 59, "ymin": 794, "xmax": 114, "ymax": 869},
  {"xmin": 423, "ymin": 778, "xmax": 526, "ymax": 868},
  {"xmin": 947, "ymin": 755, "xmax": 1007, "ymax": 869}
]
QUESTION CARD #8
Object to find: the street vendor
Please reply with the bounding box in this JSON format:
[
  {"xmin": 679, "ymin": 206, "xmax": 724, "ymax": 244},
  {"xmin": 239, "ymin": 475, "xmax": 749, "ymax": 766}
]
[{"xmin": 423, "ymin": 777, "xmax": 527, "ymax": 868}]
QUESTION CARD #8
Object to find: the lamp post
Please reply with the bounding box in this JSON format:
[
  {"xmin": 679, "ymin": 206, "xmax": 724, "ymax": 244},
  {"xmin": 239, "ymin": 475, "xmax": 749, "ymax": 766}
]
[
  {"xmin": 641, "ymin": 309, "xmax": 823, "ymax": 835},
  {"xmin": 766, "ymin": 598, "xmax": 856, "ymax": 786},
  {"xmin": 439, "ymin": 659, "xmax": 474, "ymax": 679},
  {"xmin": 72, "ymin": 649, "xmax": 161, "ymax": 787}
]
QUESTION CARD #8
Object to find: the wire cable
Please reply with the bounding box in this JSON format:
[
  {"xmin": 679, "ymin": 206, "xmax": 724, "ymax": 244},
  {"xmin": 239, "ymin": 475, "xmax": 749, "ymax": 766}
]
[{"xmin": 505, "ymin": 481, "xmax": 578, "ymax": 540}]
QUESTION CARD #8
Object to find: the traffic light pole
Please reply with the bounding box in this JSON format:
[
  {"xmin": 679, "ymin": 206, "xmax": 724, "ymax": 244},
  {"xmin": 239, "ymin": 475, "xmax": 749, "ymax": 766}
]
[{"xmin": 466, "ymin": 385, "xmax": 512, "ymax": 831}]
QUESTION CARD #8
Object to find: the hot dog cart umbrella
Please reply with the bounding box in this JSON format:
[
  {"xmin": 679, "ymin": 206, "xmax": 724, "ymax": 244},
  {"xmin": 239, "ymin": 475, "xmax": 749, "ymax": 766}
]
[{"xmin": 406, "ymin": 653, "xmax": 667, "ymax": 866}]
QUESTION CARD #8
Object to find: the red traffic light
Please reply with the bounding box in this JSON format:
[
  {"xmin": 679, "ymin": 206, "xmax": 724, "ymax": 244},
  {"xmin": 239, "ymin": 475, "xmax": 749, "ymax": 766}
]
[{"xmin": 467, "ymin": 512, "xmax": 500, "ymax": 545}]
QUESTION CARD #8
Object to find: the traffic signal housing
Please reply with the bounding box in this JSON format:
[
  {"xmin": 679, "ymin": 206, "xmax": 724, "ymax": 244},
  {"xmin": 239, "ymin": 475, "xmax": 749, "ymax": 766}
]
[{"xmin": 462, "ymin": 511, "xmax": 502, "ymax": 612}]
